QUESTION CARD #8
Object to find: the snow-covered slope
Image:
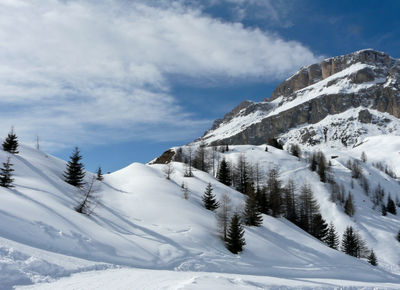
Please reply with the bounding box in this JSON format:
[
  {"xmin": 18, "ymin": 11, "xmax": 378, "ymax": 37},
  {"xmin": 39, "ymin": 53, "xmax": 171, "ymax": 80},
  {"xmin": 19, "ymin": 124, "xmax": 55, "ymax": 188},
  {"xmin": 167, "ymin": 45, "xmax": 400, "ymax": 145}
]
[{"xmin": 2, "ymin": 143, "xmax": 400, "ymax": 289}]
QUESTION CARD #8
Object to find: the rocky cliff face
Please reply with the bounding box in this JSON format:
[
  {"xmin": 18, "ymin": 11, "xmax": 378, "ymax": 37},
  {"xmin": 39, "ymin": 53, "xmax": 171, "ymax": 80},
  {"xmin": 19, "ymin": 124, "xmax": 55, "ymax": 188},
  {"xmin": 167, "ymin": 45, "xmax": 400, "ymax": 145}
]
[{"xmin": 198, "ymin": 49, "xmax": 400, "ymax": 149}]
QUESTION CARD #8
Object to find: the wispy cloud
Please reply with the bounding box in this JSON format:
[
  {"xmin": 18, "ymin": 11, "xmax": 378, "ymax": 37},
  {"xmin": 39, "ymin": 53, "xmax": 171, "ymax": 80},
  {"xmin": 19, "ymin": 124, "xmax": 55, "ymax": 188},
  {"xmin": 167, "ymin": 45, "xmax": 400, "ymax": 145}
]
[{"xmin": 0, "ymin": 0, "xmax": 318, "ymax": 151}]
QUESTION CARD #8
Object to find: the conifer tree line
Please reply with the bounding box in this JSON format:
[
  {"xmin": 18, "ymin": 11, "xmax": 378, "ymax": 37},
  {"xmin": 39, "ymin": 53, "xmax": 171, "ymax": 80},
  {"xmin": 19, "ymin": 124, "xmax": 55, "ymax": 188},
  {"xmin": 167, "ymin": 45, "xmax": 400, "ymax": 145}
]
[{"xmin": 173, "ymin": 143, "xmax": 392, "ymax": 261}]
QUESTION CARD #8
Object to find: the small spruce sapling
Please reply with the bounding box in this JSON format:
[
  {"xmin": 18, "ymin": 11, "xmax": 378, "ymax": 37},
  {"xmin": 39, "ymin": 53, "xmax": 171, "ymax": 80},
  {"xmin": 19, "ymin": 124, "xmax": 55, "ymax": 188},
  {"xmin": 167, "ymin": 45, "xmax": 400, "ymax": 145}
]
[
  {"xmin": 202, "ymin": 183, "xmax": 219, "ymax": 211},
  {"xmin": 2, "ymin": 127, "xmax": 19, "ymax": 154},
  {"xmin": 64, "ymin": 147, "xmax": 85, "ymax": 187},
  {"xmin": 368, "ymin": 250, "xmax": 378, "ymax": 266}
]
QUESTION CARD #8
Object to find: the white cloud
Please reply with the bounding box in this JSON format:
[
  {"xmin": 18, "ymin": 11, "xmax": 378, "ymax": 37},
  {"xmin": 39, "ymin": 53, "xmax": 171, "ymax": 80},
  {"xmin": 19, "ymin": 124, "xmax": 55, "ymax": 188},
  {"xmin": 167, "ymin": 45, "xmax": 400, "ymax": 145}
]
[{"xmin": 0, "ymin": 0, "xmax": 318, "ymax": 150}]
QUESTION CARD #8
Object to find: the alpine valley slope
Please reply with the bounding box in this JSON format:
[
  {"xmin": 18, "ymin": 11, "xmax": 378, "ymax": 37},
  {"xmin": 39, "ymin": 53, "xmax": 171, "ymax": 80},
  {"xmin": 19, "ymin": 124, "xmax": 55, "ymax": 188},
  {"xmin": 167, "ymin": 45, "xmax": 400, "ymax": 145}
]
[{"xmin": 0, "ymin": 142, "xmax": 399, "ymax": 289}]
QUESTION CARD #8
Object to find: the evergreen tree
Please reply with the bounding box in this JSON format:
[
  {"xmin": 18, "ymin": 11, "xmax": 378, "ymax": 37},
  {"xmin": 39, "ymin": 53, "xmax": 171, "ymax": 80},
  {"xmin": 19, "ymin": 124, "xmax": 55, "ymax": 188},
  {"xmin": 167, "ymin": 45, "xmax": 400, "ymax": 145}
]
[
  {"xmin": 234, "ymin": 154, "xmax": 252, "ymax": 195},
  {"xmin": 255, "ymin": 187, "xmax": 268, "ymax": 214},
  {"xmin": 361, "ymin": 151, "xmax": 367, "ymax": 163},
  {"xmin": 396, "ymin": 230, "xmax": 400, "ymax": 243},
  {"xmin": 290, "ymin": 144, "xmax": 301, "ymax": 158},
  {"xmin": 2, "ymin": 127, "xmax": 19, "ymax": 154},
  {"xmin": 217, "ymin": 158, "xmax": 232, "ymax": 186},
  {"xmin": 243, "ymin": 193, "xmax": 263, "ymax": 226},
  {"xmin": 368, "ymin": 250, "xmax": 378, "ymax": 266},
  {"xmin": 267, "ymin": 138, "xmax": 283, "ymax": 149},
  {"xmin": 317, "ymin": 152, "xmax": 327, "ymax": 183},
  {"xmin": 267, "ymin": 167, "xmax": 282, "ymax": 217},
  {"xmin": 344, "ymin": 193, "xmax": 355, "ymax": 217},
  {"xmin": 387, "ymin": 195, "xmax": 397, "ymax": 215},
  {"xmin": 226, "ymin": 212, "xmax": 246, "ymax": 254},
  {"xmin": 202, "ymin": 183, "xmax": 219, "ymax": 211},
  {"xmin": 0, "ymin": 157, "xmax": 14, "ymax": 188},
  {"xmin": 311, "ymin": 213, "xmax": 328, "ymax": 241},
  {"xmin": 310, "ymin": 152, "xmax": 318, "ymax": 172},
  {"xmin": 341, "ymin": 226, "xmax": 359, "ymax": 257},
  {"xmin": 297, "ymin": 183, "xmax": 320, "ymax": 233},
  {"xmin": 63, "ymin": 147, "xmax": 85, "ymax": 187},
  {"xmin": 283, "ymin": 179, "xmax": 297, "ymax": 224},
  {"xmin": 193, "ymin": 141, "xmax": 210, "ymax": 172},
  {"xmin": 324, "ymin": 222, "xmax": 339, "ymax": 250},
  {"xmin": 96, "ymin": 166, "xmax": 104, "ymax": 181},
  {"xmin": 381, "ymin": 204, "xmax": 387, "ymax": 216}
]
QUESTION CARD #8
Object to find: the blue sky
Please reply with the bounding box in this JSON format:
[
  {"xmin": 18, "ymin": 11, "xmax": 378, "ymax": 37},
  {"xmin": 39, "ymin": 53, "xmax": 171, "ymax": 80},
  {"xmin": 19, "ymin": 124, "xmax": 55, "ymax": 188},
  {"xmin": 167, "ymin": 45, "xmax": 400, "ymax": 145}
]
[{"xmin": 0, "ymin": 0, "xmax": 399, "ymax": 172}]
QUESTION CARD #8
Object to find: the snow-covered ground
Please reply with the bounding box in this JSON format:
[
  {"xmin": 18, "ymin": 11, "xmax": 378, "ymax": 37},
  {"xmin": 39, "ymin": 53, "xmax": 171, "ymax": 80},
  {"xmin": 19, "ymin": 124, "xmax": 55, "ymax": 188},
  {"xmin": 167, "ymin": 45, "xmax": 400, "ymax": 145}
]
[
  {"xmin": 16, "ymin": 267, "xmax": 400, "ymax": 290},
  {"xmin": 1, "ymin": 142, "xmax": 400, "ymax": 289}
]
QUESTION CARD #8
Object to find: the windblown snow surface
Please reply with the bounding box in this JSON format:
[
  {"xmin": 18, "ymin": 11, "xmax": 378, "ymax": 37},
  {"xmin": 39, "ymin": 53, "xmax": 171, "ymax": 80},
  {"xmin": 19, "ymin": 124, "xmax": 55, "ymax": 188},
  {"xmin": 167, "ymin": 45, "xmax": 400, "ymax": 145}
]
[{"xmin": 1, "ymin": 142, "xmax": 400, "ymax": 289}]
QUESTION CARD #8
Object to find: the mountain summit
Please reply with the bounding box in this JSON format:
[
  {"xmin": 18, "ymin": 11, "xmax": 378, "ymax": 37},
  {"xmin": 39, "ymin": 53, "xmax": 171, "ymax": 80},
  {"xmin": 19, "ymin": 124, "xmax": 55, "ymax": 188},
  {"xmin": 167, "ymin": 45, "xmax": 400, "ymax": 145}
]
[{"xmin": 198, "ymin": 49, "xmax": 400, "ymax": 148}]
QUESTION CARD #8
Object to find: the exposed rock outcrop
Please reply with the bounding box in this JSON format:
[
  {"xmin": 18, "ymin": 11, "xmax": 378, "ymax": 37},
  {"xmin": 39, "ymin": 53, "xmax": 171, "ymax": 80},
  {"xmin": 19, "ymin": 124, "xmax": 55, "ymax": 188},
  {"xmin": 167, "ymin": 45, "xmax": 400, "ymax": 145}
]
[{"xmin": 199, "ymin": 49, "xmax": 400, "ymax": 148}]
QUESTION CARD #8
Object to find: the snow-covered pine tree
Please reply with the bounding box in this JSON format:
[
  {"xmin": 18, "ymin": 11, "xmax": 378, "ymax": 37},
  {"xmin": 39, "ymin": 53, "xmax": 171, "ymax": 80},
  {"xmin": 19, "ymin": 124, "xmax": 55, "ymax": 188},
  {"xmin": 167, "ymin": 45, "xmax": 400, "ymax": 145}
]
[
  {"xmin": 0, "ymin": 157, "xmax": 14, "ymax": 188},
  {"xmin": 63, "ymin": 147, "xmax": 85, "ymax": 187},
  {"xmin": 202, "ymin": 183, "xmax": 219, "ymax": 211},
  {"xmin": 324, "ymin": 222, "xmax": 339, "ymax": 250},
  {"xmin": 2, "ymin": 127, "xmax": 19, "ymax": 154},
  {"xmin": 226, "ymin": 212, "xmax": 245, "ymax": 254},
  {"xmin": 243, "ymin": 193, "xmax": 263, "ymax": 226}
]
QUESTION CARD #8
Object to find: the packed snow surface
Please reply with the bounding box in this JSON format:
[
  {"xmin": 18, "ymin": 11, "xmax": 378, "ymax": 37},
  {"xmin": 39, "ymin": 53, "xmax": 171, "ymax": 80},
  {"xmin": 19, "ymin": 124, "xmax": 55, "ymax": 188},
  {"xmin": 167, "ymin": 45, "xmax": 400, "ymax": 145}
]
[{"xmin": 1, "ymin": 143, "xmax": 400, "ymax": 289}]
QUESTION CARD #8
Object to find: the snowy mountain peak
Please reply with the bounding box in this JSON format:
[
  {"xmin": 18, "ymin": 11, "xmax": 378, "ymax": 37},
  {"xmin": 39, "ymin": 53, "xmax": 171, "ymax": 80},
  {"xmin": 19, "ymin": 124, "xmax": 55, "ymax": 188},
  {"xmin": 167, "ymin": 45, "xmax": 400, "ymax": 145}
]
[
  {"xmin": 198, "ymin": 49, "xmax": 400, "ymax": 149},
  {"xmin": 268, "ymin": 49, "xmax": 395, "ymax": 102}
]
